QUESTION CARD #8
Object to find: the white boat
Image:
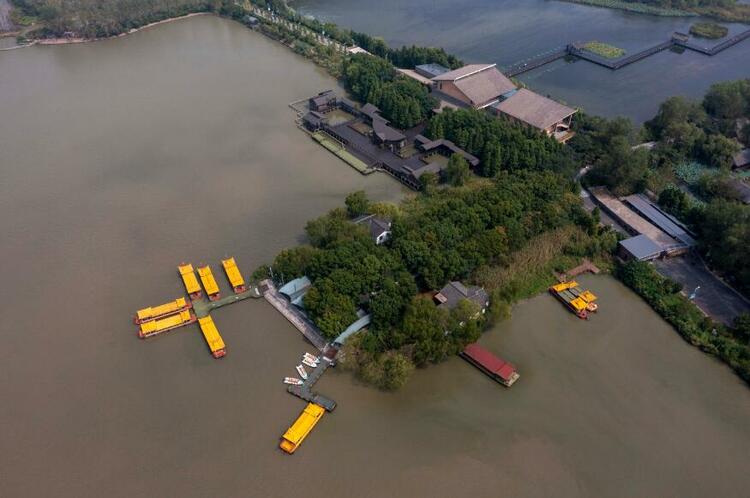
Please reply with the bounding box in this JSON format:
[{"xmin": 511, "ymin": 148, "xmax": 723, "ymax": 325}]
[
  {"xmin": 296, "ymin": 364, "xmax": 308, "ymax": 380},
  {"xmin": 302, "ymin": 357, "xmax": 318, "ymax": 368},
  {"xmin": 283, "ymin": 377, "xmax": 303, "ymax": 385},
  {"xmin": 303, "ymin": 352, "xmax": 319, "ymax": 363}
]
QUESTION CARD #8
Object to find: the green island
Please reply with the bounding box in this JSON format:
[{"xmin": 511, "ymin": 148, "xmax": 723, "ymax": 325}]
[
  {"xmin": 8, "ymin": 0, "xmax": 750, "ymax": 388},
  {"xmin": 561, "ymin": 0, "xmax": 750, "ymax": 22},
  {"xmin": 583, "ymin": 40, "xmax": 626, "ymax": 58},
  {"xmin": 689, "ymin": 21, "xmax": 729, "ymax": 39}
]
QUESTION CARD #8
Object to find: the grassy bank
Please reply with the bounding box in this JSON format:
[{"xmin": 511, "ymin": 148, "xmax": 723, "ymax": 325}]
[
  {"xmin": 560, "ymin": 0, "xmax": 750, "ymax": 22},
  {"xmin": 617, "ymin": 260, "xmax": 750, "ymax": 384},
  {"xmin": 583, "ymin": 41, "xmax": 626, "ymax": 58},
  {"xmin": 560, "ymin": 0, "xmax": 695, "ymax": 17},
  {"xmin": 689, "ymin": 21, "xmax": 729, "ymax": 39}
]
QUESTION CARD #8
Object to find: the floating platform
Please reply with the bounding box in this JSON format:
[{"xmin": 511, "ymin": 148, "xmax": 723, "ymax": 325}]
[
  {"xmin": 197, "ymin": 315, "xmax": 226, "ymax": 358},
  {"xmin": 134, "ymin": 297, "xmax": 191, "ymax": 324},
  {"xmin": 197, "ymin": 265, "xmax": 221, "ymax": 301},
  {"xmin": 178, "ymin": 264, "xmax": 202, "ymax": 299},
  {"xmin": 460, "ymin": 343, "xmax": 519, "ymax": 387},
  {"xmin": 279, "ymin": 402, "xmax": 325, "ymax": 454},
  {"xmin": 549, "ymin": 281, "xmax": 598, "ymax": 319},
  {"xmin": 221, "ymin": 257, "xmax": 246, "ymax": 293},
  {"xmin": 138, "ymin": 309, "xmax": 196, "ymax": 339}
]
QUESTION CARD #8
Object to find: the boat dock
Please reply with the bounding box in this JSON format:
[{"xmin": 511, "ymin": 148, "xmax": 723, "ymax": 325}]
[
  {"xmin": 555, "ymin": 259, "xmax": 601, "ymax": 282},
  {"xmin": 286, "ymin": 354, "xmax": 337, "ymax": 412},
  {"xmin": 136, "ymin": 258, "xmax": 260, "ymax": 357},
  {"xmin": 191, "ymin": 286, "xmax": 261, "ymax": 318},
  {"xmin": 261, "ymin": 279, "xmax": 327, "ymax": 351}
]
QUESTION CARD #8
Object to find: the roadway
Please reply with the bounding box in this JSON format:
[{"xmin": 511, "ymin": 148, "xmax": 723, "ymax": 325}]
[{"xmin": 654, "ymin": 255, "xmax": 750, "ymax": 327}]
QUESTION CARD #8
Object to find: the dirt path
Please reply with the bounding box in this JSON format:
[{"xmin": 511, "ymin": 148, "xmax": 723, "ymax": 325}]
[{"xmin": 0, "ymin": 0, "xmax": 13, "ymax": 33}]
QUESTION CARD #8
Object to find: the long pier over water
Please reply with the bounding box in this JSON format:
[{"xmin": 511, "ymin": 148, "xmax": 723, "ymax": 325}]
[
  {"xmin": 505, "ymin": 28, "xmax": 750, "ymax": 77},
  {"xmin": 261, "ymin": 279, "xmax": 327, "ymax": 351}
]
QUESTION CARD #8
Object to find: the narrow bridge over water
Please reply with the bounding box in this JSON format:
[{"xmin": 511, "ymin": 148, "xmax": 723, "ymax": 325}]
[{"xmin": 504, "ymin": 27, "xmax": 750, "ymax": 77}]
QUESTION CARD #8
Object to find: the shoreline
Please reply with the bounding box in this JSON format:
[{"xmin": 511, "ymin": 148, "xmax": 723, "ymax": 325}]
[{"xmin": 7, "ymin": 11, "xmax": 213, "ymax": 49}]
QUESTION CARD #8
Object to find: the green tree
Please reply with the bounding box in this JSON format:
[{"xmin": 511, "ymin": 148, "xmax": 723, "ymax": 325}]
[
  {"xmin": 700, "ymin": 134, "xmax": 741, "ymax": 169},
  {"xmin": 345, "ymin": 190, "xmax": 370, "ymax": 218},
  {"xmin": 380, "ymin": 351, "xmax": 414, "ymax": 390},
  {"xmin": 445, "ymin": 153, "xmax": 471, "ymax": 186},
  {"xmin": 394, "ymin": 297, "xmax": 450, "ymax": 365}
]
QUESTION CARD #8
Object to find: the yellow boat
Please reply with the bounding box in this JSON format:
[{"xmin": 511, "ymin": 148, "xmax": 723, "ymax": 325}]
[
  {"xmin": 197, "ymin": 315, "xmax": 226, "ymax": 358},
  {"xmin": 197, "ymin": 265, "xmax": 221, "ymax": 300},
  {"xmin": 138, "ymin": 309, "xmax": 195, "ymax": 338},
  {"xmin": 221, "ymin": 257, "xmax": 246, "ymax": 293},
  {"xmin": 178, "ymin": 264, "xmax": 202, "ymax": 298},
  {"xmin": 135, "ymin": 297, "xmax": 190, "ymax": 324},
  {"xmin": 279, "ymin": 403, "xmax": 325, "ymax": 454},
  {"xmin": 550, "ymin": 281, "xmax": 579, "ymax": 293}
]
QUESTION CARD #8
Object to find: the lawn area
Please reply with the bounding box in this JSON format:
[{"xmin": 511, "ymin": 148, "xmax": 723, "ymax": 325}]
[
  {"xmin": 325, "ymin": 108, "xmax": 357, "ymax": 126},
  {"xmin": 583, "ymin": 41, "xmax": 626, "ymax": 59},
  {"xmin": 312, "ymin": 131, "xmax": 371, "ymax": 174},
  {"xmin": 689, "ymin": 22, "xmax": 729, "ymax": 39}
]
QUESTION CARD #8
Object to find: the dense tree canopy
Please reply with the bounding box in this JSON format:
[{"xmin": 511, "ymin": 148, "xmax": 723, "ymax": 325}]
[
  {"xmin": 342, "ymin": 53, "xmax": 436, "ymax": 129},
  {"xmin": 426, "ymin": 108, "xmax": 576, "ymax": 177}
]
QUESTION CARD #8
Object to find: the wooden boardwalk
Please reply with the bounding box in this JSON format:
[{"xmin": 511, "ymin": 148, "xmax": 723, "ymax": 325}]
[
  {"xmin": 504, "ymin": 27, "xmax": 750, "ymax": 76},
  {"xmin": 556, "ymin": 259, "xmax": 601, "ymax": 282},
  {"xmin": 261, "ymin": 280, "xmax": 327, "ymax": 351}
]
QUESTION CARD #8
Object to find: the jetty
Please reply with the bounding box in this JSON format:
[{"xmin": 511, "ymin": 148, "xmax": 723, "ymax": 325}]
[
  {"xmin": 135, "ymin": 258, "xmax": 260, "ymax": 358},
  {"xmin": 261, "ymin": 279, "xmax": 327, "ymax": 351},
  {"xmin": 555, "ymin": 259, "xmax": 601, "ymax": 283},
  {"xmin": 287, "ymin": 354, "xmax": 337, "ymax": 412},
  {"xmin": 504, "ymin": 28, "xmax": 750, "ymax": 77}
]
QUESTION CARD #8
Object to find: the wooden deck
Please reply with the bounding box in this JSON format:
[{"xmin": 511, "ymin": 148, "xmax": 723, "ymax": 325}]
[
  {"xmin": 503, "ymin": 27, "xmax": 750, "ymax": 76},
  {"xmin": 261, "ymin": 279, "xmax": 327, "ymax": 351}
]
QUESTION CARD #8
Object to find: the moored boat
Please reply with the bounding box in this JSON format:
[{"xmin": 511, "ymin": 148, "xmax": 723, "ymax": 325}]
[
  {"xmin": 296, "ymin": 364, "xmax": 308, "ymax": 380},
  {"xmin": 303, "ymin": 352, "xmax": 319, "ymax": 363},
  {"xmin": 284, "ymin": 377, "xmax": 304, "ymax": 385},
  {"xmin": 302, "ymin": 357, "xmax": 318, "ymax": 368}
]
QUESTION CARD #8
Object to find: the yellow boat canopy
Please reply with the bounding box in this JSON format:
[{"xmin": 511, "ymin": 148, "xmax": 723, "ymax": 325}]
[
  {"xmin": 551, "ymin": 281, "xmax": 579, "ymax": 293},
  {"xmin": 136, "ymin": 297, "xmax": 188, "ymax": 322},
  {"xmin": 580, "ymin": 290, "xmax": 598, "ymax": 303},
  {"xmin": 139, "ymin": 309, "xmax": 192, "ymax": 336},
  {"xmin": 197, "ymin": 265, "xmax": 220, "ymax": 296},
  {"xmin": 197, "ymin": 316, "xmax": 225, "ymax": 354},
  {"xmin": 178, "ymin": 264, "xmax": 202, "ymax": 295},
  {"xmin": 570, "ymin": 297, "xmax": 588, "ymax": 312},
  {"xmin": 222, "ymin": 257, "xmax": 245, "ymax": 289},
  {"xmin": 280, "ymin": 403, "xmax": 325, "ymax": 454}
]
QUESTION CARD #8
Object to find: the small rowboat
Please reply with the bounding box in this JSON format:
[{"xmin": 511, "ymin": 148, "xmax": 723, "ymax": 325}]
[
  {"xmin": 302, "ymin": 357, "xmax": 318, "ymax": 368},
  {"xmin": 296, "ymin": 364, "xmax": 308, "ymax": 380},
  {"xmin": 283, "ymin": 377, "xmax": 304, "ymax": 386}
]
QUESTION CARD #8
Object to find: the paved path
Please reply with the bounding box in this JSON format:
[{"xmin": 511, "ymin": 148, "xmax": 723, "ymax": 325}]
[
  {"xmin": 655, "ymin": 255, "xmax": 750, "ymax": 327},
  {"xmin": 0, "ymin": 0, "xmax": 13, "ymax": 33}
]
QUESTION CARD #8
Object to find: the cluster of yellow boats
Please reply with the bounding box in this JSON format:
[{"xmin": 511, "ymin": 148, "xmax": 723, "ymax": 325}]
[
  {"xmin": 549, "ymin": 281, "xmax": 599, "ymax": 319},
  {"xmin": 134, "ymin": 257, "xmax": 248, "ymax": 358}
]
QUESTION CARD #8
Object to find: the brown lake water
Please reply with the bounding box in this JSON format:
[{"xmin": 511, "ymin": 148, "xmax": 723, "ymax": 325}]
[{"xmin": 1, "ymin": 15, "xmax": 749, "ymax": 498}]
